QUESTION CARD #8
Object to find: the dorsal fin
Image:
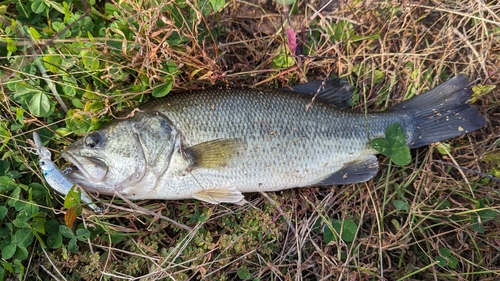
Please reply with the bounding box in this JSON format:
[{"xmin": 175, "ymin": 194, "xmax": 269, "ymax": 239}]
[{"xmin": 280, "ymin": 79, "xmax": 353, "ymax": 109}]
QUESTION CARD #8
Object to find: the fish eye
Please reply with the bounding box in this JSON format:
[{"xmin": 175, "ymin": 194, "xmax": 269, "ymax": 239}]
[{"xmin": 84, "ymin": 132, "xmax": 103, "ymax": 149}]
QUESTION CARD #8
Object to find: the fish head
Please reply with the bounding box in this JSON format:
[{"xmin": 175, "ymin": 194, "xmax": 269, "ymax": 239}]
[{"xmin": 62, "ymin": 113, "xmax": 178, "ymax": 196}]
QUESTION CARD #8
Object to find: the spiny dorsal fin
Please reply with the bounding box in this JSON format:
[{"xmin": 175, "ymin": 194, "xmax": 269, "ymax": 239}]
[
  {"xmin": 187, "ymin": 139, "xmax": 246, "ymax": 169},
  {"xmin": 280, "ymin": 79, "xmax": 353, "ymax": 109}
]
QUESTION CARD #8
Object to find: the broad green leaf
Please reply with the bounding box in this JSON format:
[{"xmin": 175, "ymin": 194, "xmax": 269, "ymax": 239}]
[
  {"xmin": 448, "ymin": 257, "xmax": 458, "ymax": 268},
  {"xmin": 335, "ymin": 220, "xmax": 357, "ymax": 242},
  {"xmin": 2, "ymin": 243, "xmax": 16, "ymax": 259},
  {"xmin": 471, "ymin": 84, "xmax": 495, "ymax": 103},
  {"xmin": 31, "ymin": 215, "xmax": 46, "ymax": 234},
  {"xmin": 271, "ymin": 54, "xmax": 295, "ymax": 68},
  {"xmin": 47, "ymin": 233, "xmax": 62, "ymax": 249},
  {"xmin": 14, "ymin": 82, "xmax": 38, "ymax": 96},
  {"xmin": 59, "ymin": 225, "xmax": 75, "ymax": 238},
  {"xmin": 0, "ymin": 176, "xmax": 19, "ymax": 192},
  {"xmin": 393, "ymin": 200, "xmax": 409, "ymax": 212},
  {"xmin": 31, "ymin": 0, "xmax": 46, "ymax": 14},
  {"xmin": 29, "ymin": 27, "xmax": 41, "ymax": 39},
  {"xmin": 0, "ymin": 206, "xmax": 7, "ymax": 220},
  {"xmin": 478, "ymin": 209, "xmax": 498, "ymax": 221},
  {"xmin": 43, "ymin": 55, "xmax": 62, "ymax": 73},
  {"xmin": 210, "ymin": 0, "xmax": 225, "ymax": 12},
  {"xmin": 64, "ymin": 185, "xmax": 82, "ymax": 209},
  {"xmin": 439, "ymin": 248, "xmax": 451, "ymax": 257},
  {"xmin": 152, "ymin": 80, "xmax": 174, "ymax": 98},
  {"xmin": 14, "ymin": 228, "xmax": 34, "ymax": 248},
  {"xmin": 68, "ymin": 237, "xmax": 79, "ymax": 253},
  {"xmin": 370, "ymin": 122, "xmax": 411, "ymax": 165},
  {"xmin": 390, "ymin": 145, "xmax": 411, "ymax": 166},
  {"xmin": 324, "ymin": 219, "xmax": 357, "ymax": 243},
  {"xmin": 75, "ymin": 228, "xmax": 90, "ymax": 241},
  {"xmin": 237, "ymin": 268, "xmax": 251, "ymax": 280},
  {"xmin": 7, "ymin": 37, "xmax": 17, "ymax": 52},
  {"xmin": 45, "ymin": 219, "xmax": 60, "ymax": 234},
  {"xmin": 14, "ymin": 246, "xmax": 29, "ymax": 260},
  {"xmin": 52, "ymin": 22, "xmax": 65, "ymax": 32},
  {"xmin": 436, "ymin": 256, "xmax": 447, "ymax": 267},
  {"xmin": 24, "ymin": 201, "xmax": 39, "ymax": 217},
  {"xmin": 28, "ymin": 92, "xmax": 51, "ymax": 117}
]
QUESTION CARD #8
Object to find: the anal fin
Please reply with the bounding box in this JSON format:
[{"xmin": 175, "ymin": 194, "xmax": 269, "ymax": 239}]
[
  {"xmin": 316, "ymin": 155, "xmax": 379, "ymax": 185},
  {"xmin": 192, "ymin": 188, "xmax": 247, "ymax": 205}
]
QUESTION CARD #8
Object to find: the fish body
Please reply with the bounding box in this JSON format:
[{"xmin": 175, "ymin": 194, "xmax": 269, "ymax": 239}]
[
  {"xmin": 33, "ymin": 132, "xmax": 102, "ymax": 212},
  {"xmin": 62, "ymin": 75, "xmax": 486, "ymax": 204}
]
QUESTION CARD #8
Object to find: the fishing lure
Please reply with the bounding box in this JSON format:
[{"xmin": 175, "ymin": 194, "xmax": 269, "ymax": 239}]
[{"xmin": 33, "ymin": 132, "xmax": 102, "ymax": 213}]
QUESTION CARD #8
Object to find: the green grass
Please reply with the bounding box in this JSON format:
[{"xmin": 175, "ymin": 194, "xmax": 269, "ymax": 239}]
[{"xmin": 1, "ymin": 0, "xmax": 500, "ymax": 280}]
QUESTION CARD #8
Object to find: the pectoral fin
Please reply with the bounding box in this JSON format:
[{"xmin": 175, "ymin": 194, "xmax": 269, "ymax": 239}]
[
  {"xmin": 316, "ymin": 155, "xmax": 379, "ymax": 185},
  {"xmin": 192, "ymin": 188, "xmax": 247, "ymax": 205},
  {"xmin": 187, "ymin": 139, "xmax": 246, "ymax": 169}
]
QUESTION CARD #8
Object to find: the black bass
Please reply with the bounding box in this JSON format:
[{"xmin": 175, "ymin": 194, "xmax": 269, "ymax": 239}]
[{"xmin": 62, "ymin": 75, "xmax": 486, "ymax": 204}]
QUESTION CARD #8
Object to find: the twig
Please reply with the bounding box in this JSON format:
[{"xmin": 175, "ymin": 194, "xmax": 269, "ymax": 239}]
[{"xmin": 434, "ymin": 160, "xmax": 500, "ymax": 183}]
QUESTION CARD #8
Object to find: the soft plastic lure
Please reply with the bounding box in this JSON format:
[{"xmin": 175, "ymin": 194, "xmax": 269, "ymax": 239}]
[{"xmin": 33, "ymin": 132, "xmax": 102, "ymax": 213}]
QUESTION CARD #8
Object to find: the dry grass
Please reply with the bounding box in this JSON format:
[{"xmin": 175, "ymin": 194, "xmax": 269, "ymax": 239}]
[{"xmin": 1, "ymin": 0, "xmax": 500, "ymax": 280}]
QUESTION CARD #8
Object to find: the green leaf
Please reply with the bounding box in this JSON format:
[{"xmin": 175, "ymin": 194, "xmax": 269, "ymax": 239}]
[
  {"xmin": 152, "ymin": 80, "xmax": 174, "ymax": 98},
  {"xmin": 0, "ymin": 206, "xmax": 7, "ymax": 220},
  {"xmin": 47, "ymin": 233, "xmax": 62, "ymax": 249},
  {"xmin": 45, "ymin": 219, "xmax": 60, "ymax": 234},
  {"xmin": 29, "ymin": 27, "xmax": 42, "ymax": 40},
  {"xmin": 323, "ymin": 219, "xmax": 357, "ymax": 243},
  {"xmin": 439, "ymin": 248, "xmax": 451, "ymax": 257},
  {"xmin": 478, "ymin": 209, "xmax": 498, "ymax": 221},
  {"xmin": 59, "ymin": 225, "xmax": 75, "ymax": 238},
  {"xmin": 24, "ymin": 201, "xmax": 39, "ymax": 217},
  {"xmin": 64, "ymin": 185, "xmax": 82, "ymax": 209},
  {"xmin": 14, "ymin": 246, "xmax": 29, "ymax": 260},
  {"xmin": 31, "ymin": 0, "xmax": 46, "ymax": 14},
  {"xmin": 448, "ymin": 257, "xmax": 458, "ymax": 269},
  {"xmin": 336, "ymin": 220, "xmax": 357, "ymax": 242},
  {"xmin": 436, "ymin": 256, "xmax": 447, "ymax": 267},
  {"xmin": 14, "ymin": 228, "xmax": 34, "ymax": 248},
  {"xmin": 43, "ymin": 55, "xmax": 62, "ymax": 73},
  {"xmin": 31, "ymin": 215, "xmax": 46, "ymax": 234},
  {"xmin": 237, "ymin": 268, "xmax": 251, "ymax": 280},
  {"xmin": 2, "ymin": 243, "xmax": 16, "ymax": 259},
  {"xmin": 210, "ymin": 0, "xmax": 225, "ymax": 12},
  {"xmin": 471, "ymin": 84, "xmax": 496, "ymax": 103},
  {"xmin": 370, "ymin": 122, "xmax": 411, "ymax": 165},
  {"xmin": 28, "ymin": 92, "xmax": 51, "ymax": 117},
  {"xmin": 436, "ymin": 143, "xmax": 451, "ymax": 155},
  {"xmin": 75, "ymin": 228, "xmax": 90, "ymax": 241},
  {"xmin": 0, "ymin": 176, "xmax": 20, "ymax": 192},
  {"xmin": 68, "ymin": 237, "xmax": 79, "ymax": 253},
  {"xmin": 393, "ymin": 200, "xmax": 409, "ymax": 212}
]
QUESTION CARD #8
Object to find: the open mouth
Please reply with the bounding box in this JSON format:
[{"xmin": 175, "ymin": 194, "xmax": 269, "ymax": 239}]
[{"xmin": 61, "ymin": 152, "xmax": 108, "ymax": 184}]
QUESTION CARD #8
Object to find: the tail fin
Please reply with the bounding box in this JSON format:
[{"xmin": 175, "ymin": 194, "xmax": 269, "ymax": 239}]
[{"xmin": 391, "ymin": 74, "xmax": 486, "ymax": 148}]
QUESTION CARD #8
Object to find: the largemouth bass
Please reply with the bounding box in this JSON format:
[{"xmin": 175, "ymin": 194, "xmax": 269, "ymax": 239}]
[{"xmin": 62, "ymin": 75, "xmax": 486, "ymax": 204}]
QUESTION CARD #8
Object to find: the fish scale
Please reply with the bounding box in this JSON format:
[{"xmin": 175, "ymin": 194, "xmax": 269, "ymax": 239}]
[{"xmin": 62, "ymin": 75, "xmax": 486, "ymax": 204}]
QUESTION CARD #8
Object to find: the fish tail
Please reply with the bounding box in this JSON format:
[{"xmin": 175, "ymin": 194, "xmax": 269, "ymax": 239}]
[{"xmin": 391, "ymin": 74, "xmax": 486, "ymax": 148}]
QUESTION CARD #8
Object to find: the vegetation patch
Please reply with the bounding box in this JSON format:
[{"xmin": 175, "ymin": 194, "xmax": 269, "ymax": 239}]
[{"xmin": 0, "ymin": 0, "xmax": 499, "ymax": 280}]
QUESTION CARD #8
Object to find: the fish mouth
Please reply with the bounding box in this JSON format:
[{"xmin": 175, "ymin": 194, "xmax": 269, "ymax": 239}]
[{"xmin": 62, "ymin": 152, "xmax": 108, "ymax": 184}]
